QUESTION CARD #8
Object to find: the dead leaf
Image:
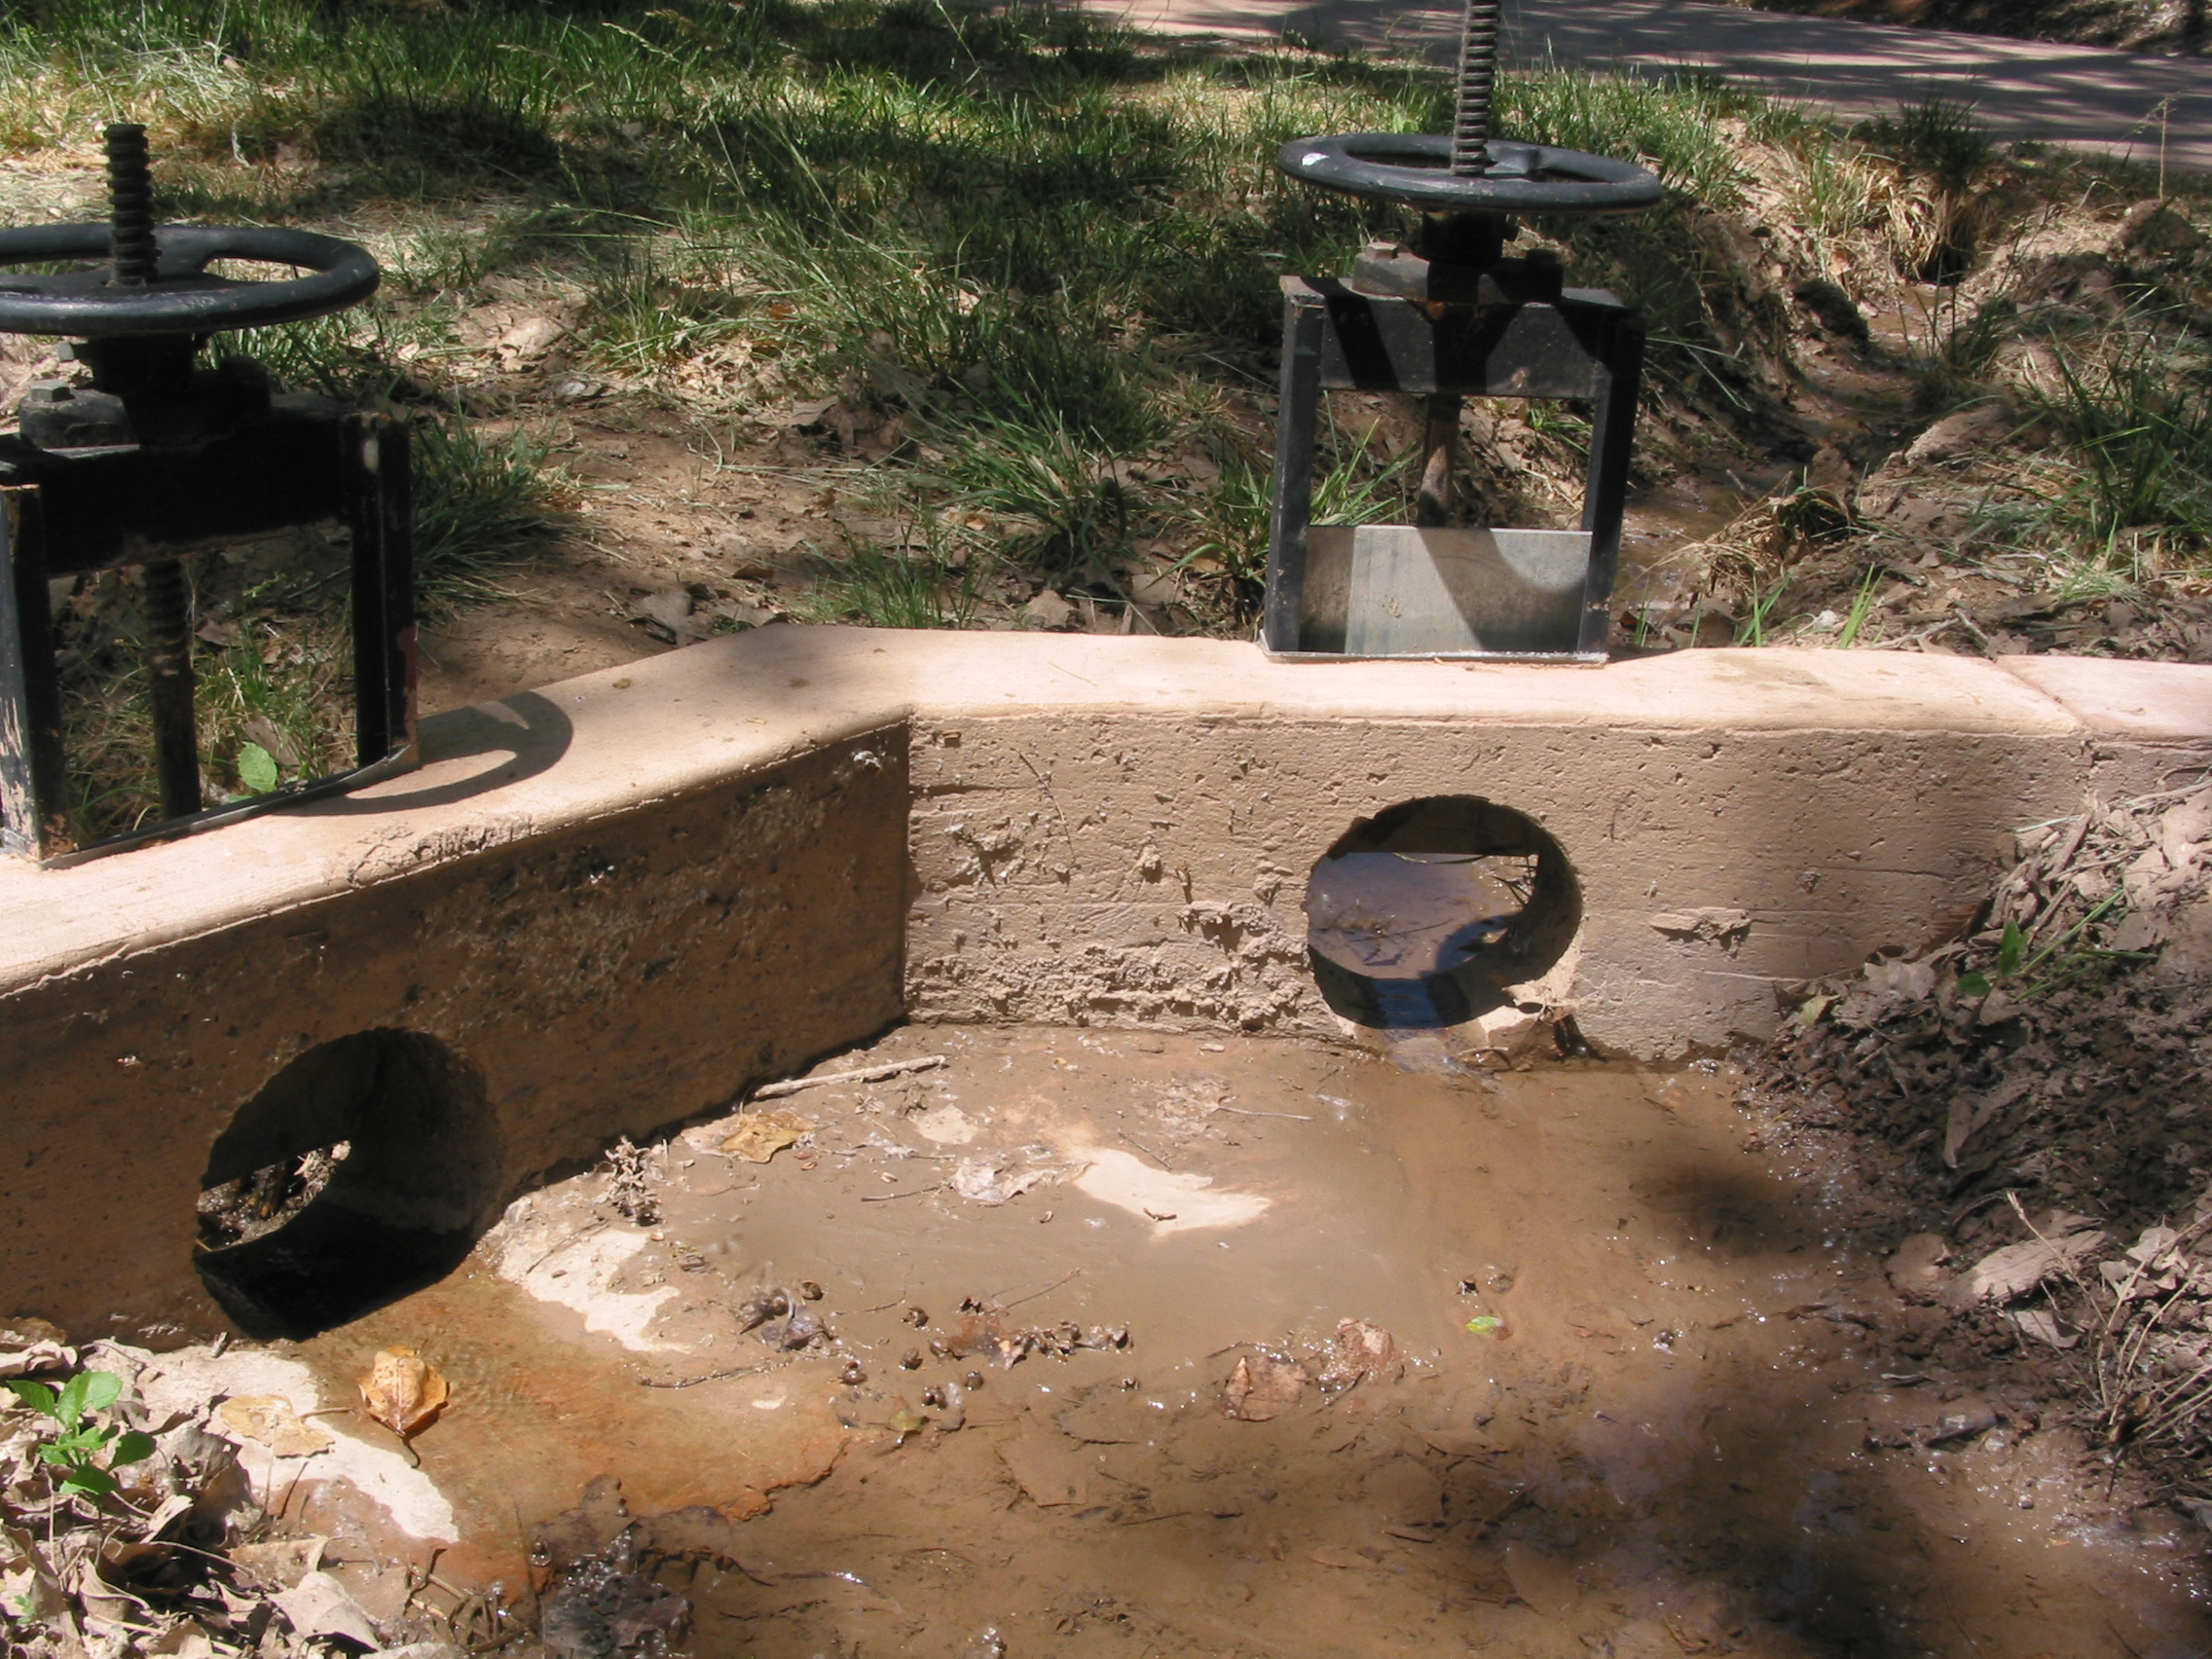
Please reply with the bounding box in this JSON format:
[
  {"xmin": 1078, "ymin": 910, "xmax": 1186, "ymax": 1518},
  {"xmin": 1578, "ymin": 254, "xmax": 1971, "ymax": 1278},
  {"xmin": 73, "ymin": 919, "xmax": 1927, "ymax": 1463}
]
[
  {"xmin": 1961, "ymin": 1230, "xmax": 2107, "ymax": 1303},
  {"xmin": 1501, "ymin": 1538, "xmax": 1578, "ymax": 1617},
  {"xmin": 227, "ymin": 1537, "xmax": 327, "ymax": 1593},
  {"xmin": 1363, "ymin": 1456, "xmax": 1446, "ymax": 1527},
  {"xmin": 1318, "ymin": 1319, "xmax": 1399, "ymax": 1389},
  {"xmin": 357, "ymin": 1346, "xmax": 449, "ymax": 1437},
  {"xmin": 719, "ymin": 1107, "xmax": 814, "ymax": 1163},
  {"xmin": 215, "ymin": 1394, "xmax": 334, "ymax": 1458},
  {"xmin": 1055, "ymin": 1392, "xmax": 1150, "ymax": 1445},
  {"xmin": 272, "ymin": 1569, "xmax": 381, "ymax": 1647},
  {"xmin": 141, "ymin": 1621, "xmax": 217, "ymax": 1659},
  {"xmin": 995, "ymin": 1421, "xmax": 1088, "ymax": 1507},
  {"xmin": 1221, "ymin": 1354, "xmax": 1308, "ymax": 1421},
  {"xmin": 2009, "ymin": 1308, "xmax": 2081, "ymax": 1349}
]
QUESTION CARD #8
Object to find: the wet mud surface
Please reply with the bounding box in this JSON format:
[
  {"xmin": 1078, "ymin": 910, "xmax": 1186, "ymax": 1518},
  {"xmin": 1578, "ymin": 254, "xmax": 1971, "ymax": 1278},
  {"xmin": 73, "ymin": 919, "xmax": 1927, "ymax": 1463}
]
[{"xmin": 296, "ymin": 1028, "xmax": 2212, "ymax": 1657}]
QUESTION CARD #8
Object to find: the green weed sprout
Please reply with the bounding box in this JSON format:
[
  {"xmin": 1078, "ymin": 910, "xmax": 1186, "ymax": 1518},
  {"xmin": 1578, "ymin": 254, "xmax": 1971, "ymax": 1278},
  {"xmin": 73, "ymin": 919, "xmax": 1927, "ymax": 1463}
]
[
  {"xmin": 1956, "ymin": 921, "xmax": 2025, "ymax": 1000},
  {"xmin": 5, "ymin": 1372, "xmax": 155, "ymax": 1502}
]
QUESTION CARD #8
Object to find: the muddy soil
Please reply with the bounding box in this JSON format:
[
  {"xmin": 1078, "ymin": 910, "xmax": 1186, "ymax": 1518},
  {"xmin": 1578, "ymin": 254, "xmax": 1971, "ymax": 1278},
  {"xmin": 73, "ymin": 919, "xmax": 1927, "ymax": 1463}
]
[{"xmin": 263, "ymin": 1026, "xmax": 2212, "ymax": 1658}]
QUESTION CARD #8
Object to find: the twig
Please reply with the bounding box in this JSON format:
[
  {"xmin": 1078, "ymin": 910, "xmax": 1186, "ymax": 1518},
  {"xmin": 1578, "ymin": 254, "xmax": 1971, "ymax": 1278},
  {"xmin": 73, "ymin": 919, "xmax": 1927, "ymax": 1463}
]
[
  {"xmin": 1215, "ymin": 1105, "xmax": 1311, "ymax": 1122},
  {"xmin": 1119, "ymin": 1131, "xmax": 1174, "ymax": 1168},
  {"xmin": 861, "ymin": 1182, "xmax": 943, "ymax": 1202},
  {"xmin": 754, "ymin": 1055, "xmax": 945, "ymax": 1099},
  {"xmin": 637, "ymin": 1364, "xmax": 768, "ymax": 1389},
  {"xmin": 996, "ymin": 1269, "xmax": 1083, "ymax": 1310},
  {"xmin": 523, "ymin": 1217, "xmax": 607, "ymax": 1275}
]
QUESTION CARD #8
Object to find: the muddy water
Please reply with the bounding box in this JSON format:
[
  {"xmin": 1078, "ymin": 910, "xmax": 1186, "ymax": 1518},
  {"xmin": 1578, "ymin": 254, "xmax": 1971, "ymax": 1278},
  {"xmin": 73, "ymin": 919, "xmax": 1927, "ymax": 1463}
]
[
  {"xmin": 298, "ymin": 1028, "xmax": 2210, "ymax": 1658},
  {"xmin": 1308, "ymin": 852, "xmax": 1533, "ymax": 978}
]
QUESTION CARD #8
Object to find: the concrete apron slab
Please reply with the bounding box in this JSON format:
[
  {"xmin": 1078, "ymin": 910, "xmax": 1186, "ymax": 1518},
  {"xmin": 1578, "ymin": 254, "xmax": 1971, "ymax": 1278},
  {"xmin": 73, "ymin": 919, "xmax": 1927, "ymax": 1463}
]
[{"xmin": 2, "ymin": 629, "xmax": 2207, "ymax": 1341}]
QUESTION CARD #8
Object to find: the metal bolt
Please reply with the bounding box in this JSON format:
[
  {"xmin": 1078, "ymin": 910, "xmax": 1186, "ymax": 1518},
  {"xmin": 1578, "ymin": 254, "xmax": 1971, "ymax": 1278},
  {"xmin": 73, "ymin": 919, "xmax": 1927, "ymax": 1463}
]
[
  {"xmin": 1450, "ymin": 1, "xmax": 1501, "ymax": 178},
  {"xmin": 104, "ymin": 123, "xmax": 159, "ymax": 286}
]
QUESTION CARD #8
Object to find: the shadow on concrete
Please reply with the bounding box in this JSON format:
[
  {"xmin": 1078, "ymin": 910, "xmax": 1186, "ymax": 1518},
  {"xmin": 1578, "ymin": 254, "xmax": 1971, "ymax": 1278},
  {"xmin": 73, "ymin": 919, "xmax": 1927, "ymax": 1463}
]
[{"xmin": 295, "ymin": 689, "xmax": 574, "ymax": 818}]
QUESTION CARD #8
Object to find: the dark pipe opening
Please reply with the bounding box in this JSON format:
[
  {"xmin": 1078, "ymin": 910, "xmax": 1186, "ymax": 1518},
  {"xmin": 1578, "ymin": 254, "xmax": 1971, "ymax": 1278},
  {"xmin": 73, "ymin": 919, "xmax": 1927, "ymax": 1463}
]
[
  {"xmin": 1305, "ymin": 796, "xmax": 1580, "ymax": 1030},
  {"xmin": 195, "ymin": 1030, "xmax": 499, "ymax": 1340}
]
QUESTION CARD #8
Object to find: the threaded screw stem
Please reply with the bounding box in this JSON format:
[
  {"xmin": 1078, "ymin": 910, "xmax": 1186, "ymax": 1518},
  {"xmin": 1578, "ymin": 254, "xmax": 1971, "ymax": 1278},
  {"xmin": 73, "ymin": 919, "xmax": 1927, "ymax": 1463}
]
[
  {"xmin": 142, "ymin": 556, "xmax": 203, "ymax": 820},
  {"xmin": 104, "ymin": 122, "xmax": 158, "ymax": 286},
  {"xmin": 1451, "ymin": 0, "xmax": 1501, "ymax": 177}
]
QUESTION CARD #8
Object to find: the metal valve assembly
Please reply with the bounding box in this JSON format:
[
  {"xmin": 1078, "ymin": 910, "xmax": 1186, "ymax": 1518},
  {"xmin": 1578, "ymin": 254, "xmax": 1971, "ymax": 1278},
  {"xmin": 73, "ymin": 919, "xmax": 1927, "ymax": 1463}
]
[
  {"xmin": 1264, "ymin": 2, "xmax": 1662, "ymax": 660},
  {"xmin": 0, "ymin": 124, "xmax": 415, "ymax": 864}
]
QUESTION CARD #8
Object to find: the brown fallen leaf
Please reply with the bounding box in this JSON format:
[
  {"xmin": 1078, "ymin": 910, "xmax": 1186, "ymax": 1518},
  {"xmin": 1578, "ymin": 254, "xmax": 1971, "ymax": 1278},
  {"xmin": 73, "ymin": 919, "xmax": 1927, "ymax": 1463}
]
[
  {"xmin": 1317, "ymin": 1318, "xmax": 1399, "ymax": 1389},
  {"xmin": 719, "ymin": 1107, "xmax": 815, "ymax": 1164},
  {"xmin": 215, "ymin": 1394, "xmax": 333, "ymax": 1458},
  {"xmin": 995, "ymin": 1421, "xmax": 1088, "ymax": 1507},
  {"xmin": 358, "ymin": 1346, "xmax": 449, "ymax": 1437},
  {"xmin": 226, "ymin": 1537, "xmax": 327, "ymax": 1594},
  {"xmin": 1221, "ymin": 1353, "xmax": 1308, "ymax": 1422},
  {"xmin": 1308, "ymin": 1544, "xmax": 1398, "ymax": 1573},
  {"xmin": 1501, "ymin": 1538, "xmax": 1578, "ymax": 1617}
]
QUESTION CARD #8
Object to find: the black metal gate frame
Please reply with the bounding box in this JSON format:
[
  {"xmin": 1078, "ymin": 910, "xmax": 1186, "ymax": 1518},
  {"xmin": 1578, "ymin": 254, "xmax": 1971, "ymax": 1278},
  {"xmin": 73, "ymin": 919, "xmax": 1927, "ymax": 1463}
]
[
  {"xmin": 1259, "ymin": 273, "xmax": 1645, "ymax": 665},
  {"xmin": 0, "ymin": 410, "xmax": 417, "ymax": 866}
]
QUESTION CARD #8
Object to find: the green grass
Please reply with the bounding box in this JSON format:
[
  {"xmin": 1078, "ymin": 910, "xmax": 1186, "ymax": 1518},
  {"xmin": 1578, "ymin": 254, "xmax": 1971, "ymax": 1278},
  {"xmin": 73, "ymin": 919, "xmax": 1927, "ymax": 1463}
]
[
  {"xmin": 0, "ymin": 0, "xmax": 2198, "ymax": 746},
  {"xmin": 2011, "ymin": 326, "xmax": 2212, "ymax": 579},
  {"xmin": 792, "ymin": 532, "xmax": 980, "ymax": 628},
  {"xmin": 411, "ymin": 420, "xmax": 571, "ymax": 605},
  {"xmin": 0, "ymin": 0, "xmax": 1848, "ymax": 465},
  {"xmin": 1175, "ymin": 414, "xmax": 1415, "ymax": 603}
]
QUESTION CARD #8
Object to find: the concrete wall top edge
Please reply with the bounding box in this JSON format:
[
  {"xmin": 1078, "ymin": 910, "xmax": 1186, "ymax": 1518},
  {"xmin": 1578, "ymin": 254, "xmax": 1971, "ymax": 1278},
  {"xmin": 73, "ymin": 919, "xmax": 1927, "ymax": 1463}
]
[
  {"xmin": 6, "ymin": 625, "xmax": 2197, "ymax": 994},
  {"xmin": 1992, "ymin": 654, "xmax": 2212, "ymax": 744}
]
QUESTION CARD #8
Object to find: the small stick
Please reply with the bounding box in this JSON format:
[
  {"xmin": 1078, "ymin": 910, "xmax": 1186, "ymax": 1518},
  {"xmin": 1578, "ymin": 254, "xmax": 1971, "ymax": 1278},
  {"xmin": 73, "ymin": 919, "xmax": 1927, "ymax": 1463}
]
[
  {"xmin": 862, "ymin": 1183, "xmax": 943, "ymax": 1202},
  {"xmin": 637, "ymin": 1364, "xmax": 767, "ymax": 1389},
  {"xmin": 1120, "ymin": 1131, "xmax": 1173, "ymax": 1167},
  {"xmin": 754, "ymin": 1055, "xmax": 945, "ymax": 1099},
  {"xmin": 998, "ymin": 1269, "xmax": 1082, "ymax": 1310},
  {"xmin": 1216, "ymin": 1106, "xmax": 1311, "ymax": 1122}
]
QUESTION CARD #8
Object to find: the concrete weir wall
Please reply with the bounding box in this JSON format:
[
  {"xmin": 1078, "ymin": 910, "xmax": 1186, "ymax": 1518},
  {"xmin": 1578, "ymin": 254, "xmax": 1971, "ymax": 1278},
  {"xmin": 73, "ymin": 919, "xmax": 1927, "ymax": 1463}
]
[{"xmin": 1, "ymin": 628, "xmax": 2207, "ymax": 1340}]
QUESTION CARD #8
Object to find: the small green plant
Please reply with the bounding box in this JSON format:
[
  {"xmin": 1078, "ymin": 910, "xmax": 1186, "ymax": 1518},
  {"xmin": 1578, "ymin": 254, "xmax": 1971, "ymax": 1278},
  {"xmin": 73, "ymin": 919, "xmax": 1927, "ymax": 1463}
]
[
  {"xmin": 1732, "ymin": 575, "xmax": 1789, "ymax": 646},
  {"xmin": 1958, "ymin": 905, "xmax": 2153, "ymax": 1001},
  {"xmin": 1956, "ymin": 920, "xmax": 2026, "ymax": 1000},
  {"xmin": 237, "ymin": 741, "xmax": 281, "ymax": 794},
  {"xmin": 5, "ymin": 1371, "xmax": 154, "ymax": 1503},
  {"xmin": 1177, "ymin": 420, "xmax": 1412, "ymax": 598},
  {"xmin": 1831, "ymin": 564, "xmax": 1882, "ymax": 647}
]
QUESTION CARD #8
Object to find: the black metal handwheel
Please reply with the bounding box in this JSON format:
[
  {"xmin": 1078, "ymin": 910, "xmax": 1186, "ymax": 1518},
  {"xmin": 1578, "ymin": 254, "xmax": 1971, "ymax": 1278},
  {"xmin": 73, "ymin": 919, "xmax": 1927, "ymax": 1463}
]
[
  {"xmin": 1276, "ymin": 133, "xmax": 1662, "ymax": 215},
  {"xmin": 0, "ymin": 223, "xmax": 380, "ymax": 337}
]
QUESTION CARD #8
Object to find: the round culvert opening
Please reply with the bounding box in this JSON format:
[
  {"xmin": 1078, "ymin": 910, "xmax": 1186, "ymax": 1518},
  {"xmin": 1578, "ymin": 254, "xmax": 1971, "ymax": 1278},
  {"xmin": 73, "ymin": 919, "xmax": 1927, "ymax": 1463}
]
[
  {"xmin": 196, "ymin": 1030, "xmax": 498, "ymax": 1340},
  {"xmin": 1305, "ymin": 796, "xmax": 1580, "ymax": 1029}
]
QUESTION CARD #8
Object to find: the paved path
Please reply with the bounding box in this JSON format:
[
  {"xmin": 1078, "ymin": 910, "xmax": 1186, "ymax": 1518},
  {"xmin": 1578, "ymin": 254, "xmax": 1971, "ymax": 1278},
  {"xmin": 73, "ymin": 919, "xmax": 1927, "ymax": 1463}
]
[{"xmin": 1104, "ymin": 0, "xmax": 2212, "ymax": 173}]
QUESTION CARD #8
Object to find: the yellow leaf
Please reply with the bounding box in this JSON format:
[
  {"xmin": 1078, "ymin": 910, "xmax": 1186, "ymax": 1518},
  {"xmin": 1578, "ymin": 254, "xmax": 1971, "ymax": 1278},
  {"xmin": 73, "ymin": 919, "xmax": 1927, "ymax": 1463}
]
[
  {"xmin": 215, "ymin": 1394, "xmax": 333, "ymax": 1458},
  {"xmin": 357, "ymin": 1346, "xmax": 449, "ymax": 1438},
  {"xmin": 719, "ymin": 1107, "xmax": 814, "ymax": 1164}
]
